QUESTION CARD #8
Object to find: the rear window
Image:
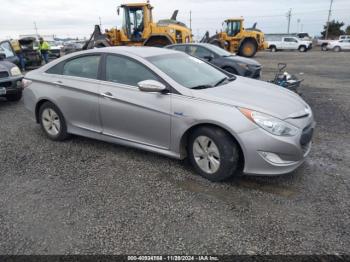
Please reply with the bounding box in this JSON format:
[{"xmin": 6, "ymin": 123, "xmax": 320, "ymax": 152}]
[{"xmin": 62, "ymin": 55, "xmax": 100, "ymax": 79}]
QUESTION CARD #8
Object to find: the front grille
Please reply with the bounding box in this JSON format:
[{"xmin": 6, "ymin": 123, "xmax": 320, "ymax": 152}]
[
  {"xmin": 252, "ymin": 68, "xmax": 262, "ymax": 79},
  {"xmin": 0, "ymin": 71, "xmax": 9, "ymax": 78},
  {"xmin": 0, "ymin": 81, "xmax": 13, "ymax": 87}
]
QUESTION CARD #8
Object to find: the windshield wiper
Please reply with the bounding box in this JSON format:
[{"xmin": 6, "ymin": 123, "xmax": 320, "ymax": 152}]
[{"xmin": 191, "ymin": 84, "xmax": 214, "ymax": 90}]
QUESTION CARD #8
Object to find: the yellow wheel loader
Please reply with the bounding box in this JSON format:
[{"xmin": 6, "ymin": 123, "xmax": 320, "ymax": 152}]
[
  {"xmin": 83, "ymin": 2, "xmax": 192, "ymax": 49},
  {"xmin": 201, "ymin": 18, "xmax": 267, "ymax": 57}
]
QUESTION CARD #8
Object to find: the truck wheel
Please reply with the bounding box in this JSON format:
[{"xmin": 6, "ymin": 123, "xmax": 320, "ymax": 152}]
[
  {"xmin": 188, "ymin": 126, "xmax": 240, "ymax": 182},
  {"xmin": 321, "ymin": 44, "xmax": 328, "ymax": 51},
  {"xmin": 299, "ymin": 46, "xmax": 307, "ymax": 52},
  {"xmin": 270, "ymin": 46, "xmax": 277, "ymax": 52},
  {"xmin": 239, "ymin": 40, "xmax": 257, "ymax": 57},
  {"xmin": 333, "ymin": 46, "xmax": 341, "ymax": 52},
  {"xmin": 144, "ymin": 37, "xmax": 172, "ymax": 47},
  {"xmin": 6, "ymin": 91, "xmax": 22, "ymax": 102}
]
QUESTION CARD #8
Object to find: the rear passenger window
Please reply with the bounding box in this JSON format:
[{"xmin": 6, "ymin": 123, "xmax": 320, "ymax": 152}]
[
  {"xmin": 63, "ymin": 55, "xmax": 100, "ymax": 79},
  {"xmin": 106, "ymin": 55, "xmax": 159, "ymax": 87}
]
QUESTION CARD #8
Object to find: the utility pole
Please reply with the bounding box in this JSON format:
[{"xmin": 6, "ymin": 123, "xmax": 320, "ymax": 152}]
[
  {"xmin": 286, "ymin": 9, "xmax": 292, "ymax": 34},
  {"xmin": 34, "ymin": 22, "xmax": 39, "ymax": 36},
  {"xmin": 99, "ymin": 16, "xmax": 102, "ymax": 27},
  {"xmin": 325, "ymin": 0, "xmax": 334, "ymax": 39},
  {"xmin": 297, "ymin": 19, "xmax": 301, "ymax": 32},
  {"xmin": 189, "ymin": 11, "xmax": 192, "ymax": 31}
]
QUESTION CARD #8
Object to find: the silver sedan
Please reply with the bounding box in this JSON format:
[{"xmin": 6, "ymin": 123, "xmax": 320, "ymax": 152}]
[{"xmin": 23, "ymin": 47, "xmax": 315, "ymax": 181}]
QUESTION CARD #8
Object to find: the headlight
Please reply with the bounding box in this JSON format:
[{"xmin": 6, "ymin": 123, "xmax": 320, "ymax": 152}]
[
  {"xmin": 239, "ymin": 108, "xmax": 299, "ymax": 136},
  {"xmin": 237, "ymin": 63, "xmax": 249, "ymax": 70},
  {"xmin": 10, "ymin": 66, "xmax": 22, "ymax": 77}
]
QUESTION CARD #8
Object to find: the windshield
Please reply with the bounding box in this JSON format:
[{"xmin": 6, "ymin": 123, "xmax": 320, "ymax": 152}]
[
  {"xmin": 148, "ymin": 53, "xmax": 230, "ymax": 89},
  {"xmin": 205, "ymin": 44, "xmax": 234, "ymax": 56}
]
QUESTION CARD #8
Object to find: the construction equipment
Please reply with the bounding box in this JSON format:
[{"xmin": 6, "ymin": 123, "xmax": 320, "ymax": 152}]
[
  {"xmin": 200, "ymin": 18, "xmax": 267, "ymax": 57},
  {"xmin": 83, "ymin": 2, "xmax": 192, "ymax": 50}
]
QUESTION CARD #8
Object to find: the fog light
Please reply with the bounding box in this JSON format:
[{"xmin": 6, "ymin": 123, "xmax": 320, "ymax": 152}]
[{"xmin": 259, "ymin": 151, "xmax": 295, "ymax": 165}]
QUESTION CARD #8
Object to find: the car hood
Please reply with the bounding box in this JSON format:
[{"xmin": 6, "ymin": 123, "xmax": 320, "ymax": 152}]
[
  {"xmin": 0, "ymin": 61, "xmax": 15, "ymax": 71},
  {"xmin": 226, "ymin": 55, "xmax": 261, "ymax": 67},
  {"xmin": 192, "ymin": 76, "xmax": 309, "ymax": 120}
]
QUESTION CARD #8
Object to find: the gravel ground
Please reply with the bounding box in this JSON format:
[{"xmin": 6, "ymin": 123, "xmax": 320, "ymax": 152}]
[{"xmin": 0, "ymin": 50, "xmax": 349, "ymax": 255}]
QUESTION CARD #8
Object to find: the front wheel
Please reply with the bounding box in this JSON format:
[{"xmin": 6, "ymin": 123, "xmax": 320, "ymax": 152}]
[
  {"xmin": 39, "ymin": 102, "xmax": 69, "ymax": 141},
  {"xmin": 239, "ymin": 40, "xmax": 257, "ymax": 57},
  {"xmin": 299, "ymin": 46, "xmax": 307, "ymax": 52},
  {"xmin": 188, "ymin": 127, "xmax": 240, "ymax": 182}
]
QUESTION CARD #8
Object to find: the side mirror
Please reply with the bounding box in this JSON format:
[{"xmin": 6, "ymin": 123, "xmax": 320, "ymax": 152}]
[
  {"xmin": 0, "ymin": 52, "xmax": 6, "ymax": 60},
  {"xmin": 138, "ymin": 80, "xmax": 167, "ymax": 93},
  {"xmin": 203, "ymin": 55, "xmax": 214, "ymax": 61}
]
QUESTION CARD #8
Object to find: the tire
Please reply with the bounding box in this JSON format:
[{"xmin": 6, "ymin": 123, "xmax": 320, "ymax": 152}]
[
  {"xmin": 6, "ymin": 91, "xmax": 22, "ymax": 102},
  {"xmin": 188, "ymin": 126, "xmax": 240, "ymax": 182},
  {"xmin": 239, "ymin": 40, "xmax": 257, "ymax": 57},
  {"xmin": 333, "ymin": 46, "xmax": 341, "ymax": 52},
  {"xmin": 321, "ymin": 44, "xmax": 328, "ymax": 51},
  {"xmin": 270, "ymin": 46, "xmax": 277, "ymax": 52},
  {"xmin": 298, "ymin": 45, "xmax": 306, "ymax": 52},
  {"xmin": 222, "ymin": 66, "xmax": 238, "ymax": 75},
  {"xmin": 39, "ymin": 102, "xmax": 69, "ymax": 141}
]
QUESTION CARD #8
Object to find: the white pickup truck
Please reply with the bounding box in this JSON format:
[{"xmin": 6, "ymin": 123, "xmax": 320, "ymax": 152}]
[{"xmin": 267, "ymin": 37, "xmax": 312, "ymax": 52}]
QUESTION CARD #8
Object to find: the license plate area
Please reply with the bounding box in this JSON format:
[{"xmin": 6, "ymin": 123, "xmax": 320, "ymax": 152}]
[{"xmin": 0, "ymin": 87, "xmax": 6, "ymax": 95}]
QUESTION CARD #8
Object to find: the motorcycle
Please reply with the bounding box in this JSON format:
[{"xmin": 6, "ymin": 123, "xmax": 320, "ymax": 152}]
[{"xmin": 270, "ymin": 63, "xmax": 304, "ymax": 95}]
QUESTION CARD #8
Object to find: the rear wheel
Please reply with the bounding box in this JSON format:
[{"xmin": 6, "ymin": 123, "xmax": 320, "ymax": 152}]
[
  {"xmin": 333, "ymin": 46, "xmax": 341, "ymax": 52},
  {"xmin": 239, "ymin": 40, "xmax": 257, "ymax": 57},
  {"xmin": 188, "ymin": 126, "xmax": 240, "ymax": 182},
  {"xmin": 270, "ymin": 46, "xmax": 277, "ymax": 52},
  {"xmin": 6, "ymin": 91, "xmax": 22, "ymax": 102},
  {"xmin": 321, "ymin": 44, "xmax": 328, "ymax": 51},
  {"xmin": 39, "ymin": 102, "xmax": 69, "ymax": 141}
]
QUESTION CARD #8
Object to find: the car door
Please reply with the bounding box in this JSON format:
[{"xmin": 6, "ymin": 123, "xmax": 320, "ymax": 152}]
[
  {"xmin": 99, "ymin": 54, "xmax": 171, "ymax": 149},
  {"xmin": 343, "ymin": 40, "xmax": 350, "ymax": 50},
  {"xmin": 50, "ymin": 54, "xmax": 102, "ymax": 133}
]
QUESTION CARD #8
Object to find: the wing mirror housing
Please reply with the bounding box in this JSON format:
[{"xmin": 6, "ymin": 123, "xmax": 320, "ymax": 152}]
[
  {"xmin": 203, "ymin": 55, "xmax": 214, "ymax": 61},
  {"xmin": 0, "ymin": 52, "xmax": 6, "ymax": 61},
  {"xmin": 138, "ymin": 80, "xmax": 168, "ymax": 93}
]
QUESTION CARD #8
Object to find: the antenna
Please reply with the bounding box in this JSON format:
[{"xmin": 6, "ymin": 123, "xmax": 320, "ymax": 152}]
[
  {"xmin": 286, "ymin": 9, "xmax": 292, "ymax": 34},
  {"xmin": 325, "ymin": 0, "xmax": 334, "ymax": 39},
  {"xmin": 34, "ymin": 21, "xmax": 39, "ymax": 36},
  {"xmin": 190, "ymin": 10, "xmax": 192, "ymax": 31}
]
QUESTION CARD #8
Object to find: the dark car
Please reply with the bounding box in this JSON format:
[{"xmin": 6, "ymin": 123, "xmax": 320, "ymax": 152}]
[
  {"xmin": 0, "ymin": 40, "xmax": 20, "ymax": 66},
  {"xmin": 0, "ymin": 52, "xmax": 24, "ymax": 101},
  {"xmin": 166, "ymin": 43, "xmax": 262, "ymax": 79}
]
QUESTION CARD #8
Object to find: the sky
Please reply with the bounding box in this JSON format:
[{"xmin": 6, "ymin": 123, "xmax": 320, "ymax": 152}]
[{"xmin": 1, "ymin": 0, "xmax": 350, "ymax": 40}]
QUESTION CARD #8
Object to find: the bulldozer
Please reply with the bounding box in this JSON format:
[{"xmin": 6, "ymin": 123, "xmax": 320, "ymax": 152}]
[
  {"xmin": 83, "ymin": 1, "xmax": 192, "ymax": 49},
  {"xmin": 200, "ymin": 18, "xmax": 267, "ymax": 57}
]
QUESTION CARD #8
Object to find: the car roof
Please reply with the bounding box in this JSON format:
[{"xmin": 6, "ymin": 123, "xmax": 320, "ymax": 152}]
[{"xmin": 77, "ymin": 46, "xmax": 180, "ymax": 58}]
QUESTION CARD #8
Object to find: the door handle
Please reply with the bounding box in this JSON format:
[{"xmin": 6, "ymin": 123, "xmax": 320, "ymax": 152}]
[{"xmin": 101, "ymin": 92, "xmax": 114, "ymax": 99}]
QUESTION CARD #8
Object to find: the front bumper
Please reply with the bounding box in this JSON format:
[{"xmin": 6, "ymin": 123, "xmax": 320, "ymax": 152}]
[
  {"xmin": 0, "ymin": 76, "xmax": 23, "ymax": 97},
  {"xmin": 239, "ymin": 117, "xmax": 315, "ymax": 176}
]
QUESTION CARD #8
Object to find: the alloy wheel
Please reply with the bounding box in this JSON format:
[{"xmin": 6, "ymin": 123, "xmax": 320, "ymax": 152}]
[
  {"xmin": 42, "ymin": 108, "xmax": 61, "ymax": 136},
  {"xmin": 193, "ymin": 136, "xmax": 221, "ymax": 174}
]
